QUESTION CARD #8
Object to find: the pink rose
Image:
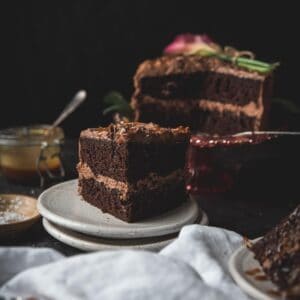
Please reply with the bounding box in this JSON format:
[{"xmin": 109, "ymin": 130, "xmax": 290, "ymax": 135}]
[{"xmin": 163, "ymin": 33, "xmax": 220, "ymax": 55}]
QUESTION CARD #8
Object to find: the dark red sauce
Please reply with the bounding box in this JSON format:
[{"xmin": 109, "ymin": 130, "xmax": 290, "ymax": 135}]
[{"xmin": 185, "ymin": 133, "xmax": 275, "ymax": 195}]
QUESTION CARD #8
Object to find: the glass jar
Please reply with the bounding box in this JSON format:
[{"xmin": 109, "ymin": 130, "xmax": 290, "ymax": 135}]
[{"xmin": 0, "ymin": 125, "xmax": 65, "ymax": 186}]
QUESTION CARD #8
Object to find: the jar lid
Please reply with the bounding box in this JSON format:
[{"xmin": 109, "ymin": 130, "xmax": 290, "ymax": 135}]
[{"xmin": 0, "ymin": 124, "xmax": 64, "ymax": 146}]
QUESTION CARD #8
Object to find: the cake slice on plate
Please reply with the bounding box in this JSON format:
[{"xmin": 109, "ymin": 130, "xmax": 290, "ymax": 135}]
[
  {"xmin": 77, "ymin": 122, "xmax": 190, "ymax": 222},
  {"xmin": 250, "ymin": 204, "xmax": 300, "ymax": 298}
]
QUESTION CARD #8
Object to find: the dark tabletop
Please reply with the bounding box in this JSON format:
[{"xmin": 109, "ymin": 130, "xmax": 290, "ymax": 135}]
[
  {"xmin": 0, "ymin": 139, "xmax": 82, "ymax": 256},
  {"xmin": 0, "ymin": 138, "xmax": 298, "ymax": 256}
]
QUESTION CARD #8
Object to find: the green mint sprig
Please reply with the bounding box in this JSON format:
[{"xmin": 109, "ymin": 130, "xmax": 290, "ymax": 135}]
[{"xmin": 193, "ymin": 49, "xmax": 279, "ymax": 74}]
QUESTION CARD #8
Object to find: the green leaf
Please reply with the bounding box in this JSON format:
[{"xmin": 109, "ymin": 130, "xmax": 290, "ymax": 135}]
[
  {"xmin": 102, "ymin": 91, "xmax": 133, "ymax": 119},
  {"xmin": 102, "ymin": 104, "xmax": 124, "ymax": 115},
  {"xmin": 103, "ymin": 91, "xmax": 128, "ymax": 106},
  {"xmin": 272, "ymin": 98, "xmax": 300, "ymax": 114}
]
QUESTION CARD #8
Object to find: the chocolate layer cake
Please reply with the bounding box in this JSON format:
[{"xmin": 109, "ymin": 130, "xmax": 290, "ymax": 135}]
[
  {"xmin": 131, "ymin": 55, "xmax": 273, "ymax": 135},
  {"xmin": 78, "ymin": 122, "xmax": 190, "ymax": 222},
  {"xmin": 251, "ymin": 205, "xmax": 300, "ymax": 298}
]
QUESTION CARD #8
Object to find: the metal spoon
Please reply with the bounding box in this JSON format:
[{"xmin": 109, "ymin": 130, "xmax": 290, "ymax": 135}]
[
  {"xmin": 50, "ymin": 90, "xmax": 87, "ymax": 129},
  {"xmin": 233, "ymin": 131, "xmax": 300, "ymax": 136}
]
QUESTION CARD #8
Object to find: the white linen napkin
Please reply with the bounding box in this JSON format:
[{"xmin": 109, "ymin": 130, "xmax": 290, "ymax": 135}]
[{"xmin": 0, "ymin": 225, "xmax": 251, "ymax": 300}]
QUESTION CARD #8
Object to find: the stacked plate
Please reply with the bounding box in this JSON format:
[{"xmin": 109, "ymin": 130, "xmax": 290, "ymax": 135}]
[{"xmin": 38, "ymin": 179, "xmax": 208, "ymax": 251}]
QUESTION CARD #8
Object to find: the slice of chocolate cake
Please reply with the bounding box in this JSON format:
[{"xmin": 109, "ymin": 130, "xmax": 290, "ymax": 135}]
[
  {"xmin": 131, "ymin": 55, "xmax": 273, "ymax": 135},
  {"xmin": 78, "ymin": 122, "xmax": 190, "ymax": 222},
  {"xmin": 251, "ymin": 205, "xmax": 300, "ymax": 298}
]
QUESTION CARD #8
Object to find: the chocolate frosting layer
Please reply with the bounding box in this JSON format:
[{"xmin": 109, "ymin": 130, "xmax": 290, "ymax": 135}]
[
  {"xmin": 80, "ymin": 122, "xmax": 190, "ymax": 144},
  {"xmin": 77, "ymin": 163, "xmax": 184, "ymax": 201},
  {"xmin": 132, "ymin": 96, "xmax": 263, "ymax": 117},
  {"xmin": 134, "ymin": 55, "xmax": 269, "ymax": 89}
]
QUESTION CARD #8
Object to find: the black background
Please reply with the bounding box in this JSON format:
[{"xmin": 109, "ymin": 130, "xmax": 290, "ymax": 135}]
[{"xmin": 2, "ymin": 1, "xmax": 299, "ymax": 137}]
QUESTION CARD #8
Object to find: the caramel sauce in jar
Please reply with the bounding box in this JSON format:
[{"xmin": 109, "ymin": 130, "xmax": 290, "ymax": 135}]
[{"xmin": 0, "ymin": 125, "xmax": 64, "ymax": 185}]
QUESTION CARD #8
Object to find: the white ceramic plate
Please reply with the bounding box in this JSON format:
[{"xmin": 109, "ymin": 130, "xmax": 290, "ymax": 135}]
[
  {"xmin": 228, "ymin": 238, "xmax": 282, "ymax": 300},
  {"xmin": 38, "ymin": 179, "xmax": 201, "ymax": 239},
  {"xmin": 43, "ymin": 218, "xmax": 176, "ymax": 252}
]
